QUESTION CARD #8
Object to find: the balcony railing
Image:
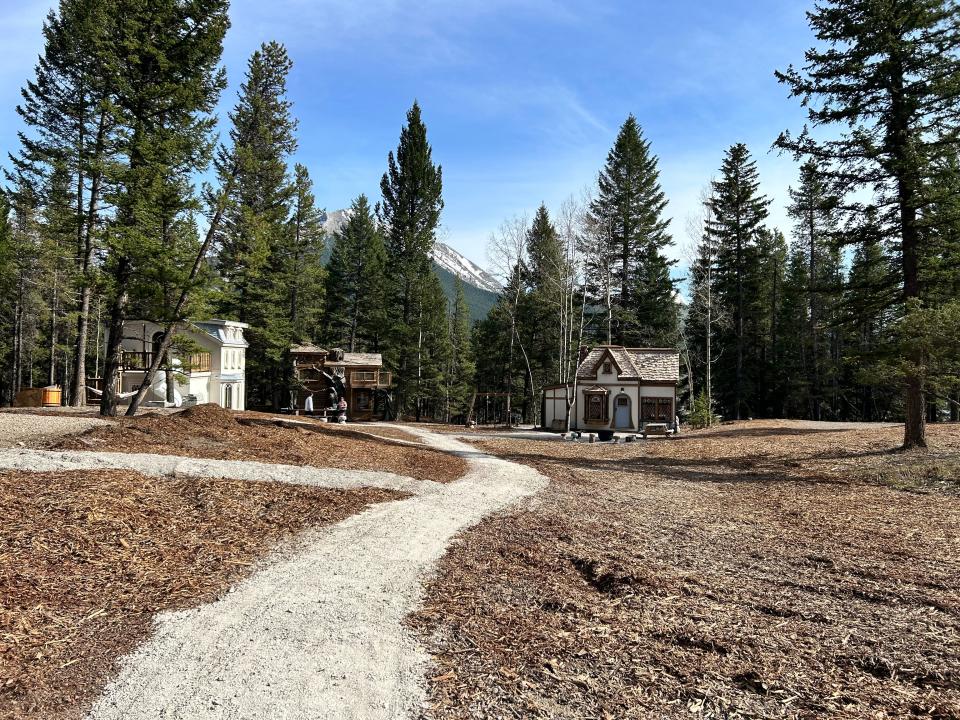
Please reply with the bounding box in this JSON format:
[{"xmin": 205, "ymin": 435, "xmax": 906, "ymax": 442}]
[
  {"xmin": 121, "ymin": 350, "xmax": 211, "ymax": 374},
  {"xmin": 350, "ymin": 370, "xmax": 391, "ymax": 387}
]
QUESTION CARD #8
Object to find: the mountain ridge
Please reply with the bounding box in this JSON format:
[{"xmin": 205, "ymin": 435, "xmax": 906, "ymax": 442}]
[{"xmin": 320, "ymin": 209, "xmax": 500, "ymax": 323}]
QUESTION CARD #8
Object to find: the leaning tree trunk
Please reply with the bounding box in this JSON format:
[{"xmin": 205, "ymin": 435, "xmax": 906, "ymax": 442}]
[{"xmin": 125, "ymin": 178, "xmax": 234, "ymax": 417}]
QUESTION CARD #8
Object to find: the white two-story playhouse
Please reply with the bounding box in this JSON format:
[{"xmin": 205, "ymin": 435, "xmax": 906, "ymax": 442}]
[{"xmin": 115, "ymin": 319, "xmax": 249, "ymax": 409}]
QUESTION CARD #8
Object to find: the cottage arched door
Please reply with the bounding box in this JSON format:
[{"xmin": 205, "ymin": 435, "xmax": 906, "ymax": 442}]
[{"xmin": 614, "ymin": 393, "xmax": 632, "ymax": 429}]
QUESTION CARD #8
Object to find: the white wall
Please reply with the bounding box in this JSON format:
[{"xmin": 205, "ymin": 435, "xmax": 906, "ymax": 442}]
[
  {"xmin": 545, "ymin": 382, "xmax": 676, "ymax": 432},
  {"xmin": 118, "ymin": 321, "xmax": 247, "ymax": 409}
]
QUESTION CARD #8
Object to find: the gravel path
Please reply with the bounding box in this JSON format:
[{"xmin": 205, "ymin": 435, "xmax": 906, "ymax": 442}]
[
  {"xmin": 0, "ymin": 413, "xmax": 109, "ymax": 448},
  {"xmin": 0, "ymin": 448, "xmax": 427, "ymax": 495},
  {"xmin": 84, "ymin": 429, "xmax": 547, "ymax": 720}
]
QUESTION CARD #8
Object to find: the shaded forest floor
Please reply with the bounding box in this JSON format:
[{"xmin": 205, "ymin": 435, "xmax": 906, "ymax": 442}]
[{"xmin": 412, "ymin": 420, "xmax": 960, "ymax": 719}]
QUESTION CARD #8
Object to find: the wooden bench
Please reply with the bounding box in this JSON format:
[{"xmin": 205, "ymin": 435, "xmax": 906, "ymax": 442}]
[{"xmin": 642, "ymin": 423, "xmax": 670, "ymax": 439}]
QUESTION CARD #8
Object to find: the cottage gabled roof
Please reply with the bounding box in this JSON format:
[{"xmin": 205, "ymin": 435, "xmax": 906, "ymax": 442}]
[{"xmin": 576, "ymin": 346, "xmax": 679, "ymax": 383}]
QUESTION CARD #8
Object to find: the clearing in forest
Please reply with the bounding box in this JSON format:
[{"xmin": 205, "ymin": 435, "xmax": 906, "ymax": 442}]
[{"xmin": 414, "ymin": 420, "xmax": 960, "ymax": 719}]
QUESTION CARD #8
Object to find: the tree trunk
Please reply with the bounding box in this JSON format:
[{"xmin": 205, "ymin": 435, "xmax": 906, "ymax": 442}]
[
  {"xmin": 165, "ymin": 354, "xmax": 175, "ymax": 405},
  {"xmin": 49, "ymin": 271, "xmax": 58, "ymax": 387},
  {"xmin": 809, "ymin": 205, "xmax": 820, "ymax": 421},
  {"xmin": 100, "ymin": 257, "xmax": 131, "ymax": 417},
  {"xmin": 11, "ymin": 290, "xmax": 23, "ymax": 399},
  {"xmin": 903, "ymin": 375, "xmax": 927, "ymax": 448},
  {"xmin": 735, "ymin": 233, "xmax": 744, "ymax": 421},
  {"xmin": 70, "ymin": 110, "xmax": 108, "ymax": 406}
]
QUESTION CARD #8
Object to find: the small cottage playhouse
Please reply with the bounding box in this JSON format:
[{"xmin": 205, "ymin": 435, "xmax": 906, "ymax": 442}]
[{"xmin": 542, "ymin": 346, "xmax": 680, "ymax": 432}]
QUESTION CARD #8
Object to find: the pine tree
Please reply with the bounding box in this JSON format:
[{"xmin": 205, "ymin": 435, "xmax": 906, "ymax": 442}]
[
  {"xmin": 325, "ymin": 195, "xmax": 387, "ymax": 352},
  {"xmin": 40, "ymin": 162, "xmax": 78, "ymax": 392},
  {"xmin": 753, "ymin": 227, "xmax": 789, "ymax": 417},
  {"xmin": 9, "ymin": 0, "xmax": 120, "ymax": 405},
  {"xmin": 525, "ymin": 204, "xmax": 563, "ymax": 407},
  {"xmin": 706, "ymin": 143, "xmax": 771, "ymax": 420},
  {"xmin": 446, "ymin": 277, "xmax": 476, "ymax": 420},
  {"xmin": 786, "ymin": 160, "xmax": 838, "ymax": 419},
  {"xmin": 776, "ymin": 0, "xmax": 960, "ymax": 447},
  {"xmin": 687, "ymin": 190, "xmax": 722, "ymax": 421},
  {"xmin": 418, "ymin": 271, "xmax": 453, "ymax": 420},
  {"xmin": 214, "ymin": 41, "xmax": 298, "ymax": 410},
  {"xmin": 377, "ymin": 101, "xmax": 443, "ymax": 416},
  {"xmin": 778, "ymin": 242, "xmax": 813, "ymax": 417},
  {"xmin": 98, "ymin": 0, "xmax": 228, "ymax": 416},
  {"xmin": 284, "ymin": 164, "xmax": 326, "ymax": 343},
  {"xmin": 589, "ymin": 114, "xmax": 676, "ymax": 346}
]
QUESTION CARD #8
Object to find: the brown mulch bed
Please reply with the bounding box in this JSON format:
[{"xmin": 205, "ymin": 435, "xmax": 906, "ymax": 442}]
[
  {"xmin": 0, "ymin": 468, "xmax": 403, "ymax": 720},
  {"xmin": 55, "ymin": 404, "xmax": 465, "ymax": 483},
  {"xmin": 297, "ymin": 420, "xmax": 423, "ymax": 444},
  {"xmin": 411, "ymin": 421, "xmax": 960, "ymax": 719}
]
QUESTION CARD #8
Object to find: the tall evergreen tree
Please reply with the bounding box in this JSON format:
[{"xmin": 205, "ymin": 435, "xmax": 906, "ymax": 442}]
[
  {"xmin": 786, "ymin": 160, "xmax": 839, "ymax": 419},
  {"xmin": 325, "ymin": 194, "xmax": 387, "ymax": 352},
  {"xmin": 525, "ymin": 204, "xmax": 563, "ymax": 406},
  {"xmin": 706, "ymin": 143, "xmax": 771, "ymax": 420},
  {"xmin": 417, "ymin": 270, "xmax": 453, "ymax": 420},
  {"xmin": 214, "ymin": 41, "xmax": 298, "ymax": 409},
  {"xmin": 589, "ymin": 114, "xmax": 676, "ymax": 346},
  {"xmin": 446, "ymin": 277, "xmax": 476, "ymax": 420},
  {"xmin": 284, "ymin": 163, "xmax": 326, "ymax": 343},
  {"xmin": 9, "ymin": 0, "xmax": 120, "ymax": 405},
  {"xmin": 776, "ymin": 0, "xmax": 960, "ymax": 447},
  {"xmin": 377, "ymin": 101, "xmax": 443, "ymax": 416},
  {"xmin": 98, "ymin": 0, "xmax": 228, "ymax": 416}
]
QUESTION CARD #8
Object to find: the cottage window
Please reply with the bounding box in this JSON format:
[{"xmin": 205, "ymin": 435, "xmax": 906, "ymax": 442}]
[
  {"xmin": 584, "ymin": 391, "xmax": 608, "ymax": 423},
  {"xmin": 641, "ymin": 397, "xmax": 673, "ymax": 423},
  {"xmin": 602, "ymin": 361, "xmax": 612, "ymax": 375}
]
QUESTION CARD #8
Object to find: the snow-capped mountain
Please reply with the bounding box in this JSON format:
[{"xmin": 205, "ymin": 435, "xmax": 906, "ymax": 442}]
[
  {"xmin": 320, "ymin": 209, "xmax": 501, "ymax": 295},
  {"xmin": 430, "ymin": 241, "xmax": 501, "ymax": 294}
]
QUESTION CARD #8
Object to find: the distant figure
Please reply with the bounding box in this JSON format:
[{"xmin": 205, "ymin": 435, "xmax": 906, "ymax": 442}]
[
  {"xmin": 674, "ymin": 414, "xmax": 681, "ymax": 434},
  {"xmin": 337, "ymin": 397, "xmax": 347, "ymax": 424},
  {"xmin": 304, "ymin": 394, "xmax": 314, "ymax": 413}
]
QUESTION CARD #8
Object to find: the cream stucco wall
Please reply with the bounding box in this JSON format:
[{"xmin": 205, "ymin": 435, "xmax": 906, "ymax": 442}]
[
  {"xmin": 119, "ymin": 320, "xmax": 246, "ymax": 409},
  {"xmin": 543, "ymin": 381, "xmax": 676, "ymax": 432}
]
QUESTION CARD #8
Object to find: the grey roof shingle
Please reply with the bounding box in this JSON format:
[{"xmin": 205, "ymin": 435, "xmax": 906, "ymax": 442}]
[{"xmin": 576, "ymin": 346, "xmax": 679, "ymax": 382}]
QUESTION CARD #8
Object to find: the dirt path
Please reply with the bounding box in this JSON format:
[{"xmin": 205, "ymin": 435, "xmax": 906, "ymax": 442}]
[
  {"xmin": 0, "ymin": 448, "xmax": 426, "ymax": 495},
  {"xmin": 84, "ymin": 429, "xmax": 547, "ymax": 720}
]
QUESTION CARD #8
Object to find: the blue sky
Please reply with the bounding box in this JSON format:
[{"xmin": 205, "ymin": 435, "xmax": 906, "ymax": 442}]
[{"xmin": 0, "ymin": 0, "xmax": 814, "ymax": 274}]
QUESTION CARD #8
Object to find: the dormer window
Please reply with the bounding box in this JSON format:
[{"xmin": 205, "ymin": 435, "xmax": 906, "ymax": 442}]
[{"xmin": 602, "ymin": 361, "xmax": 612, "ymax": 375}]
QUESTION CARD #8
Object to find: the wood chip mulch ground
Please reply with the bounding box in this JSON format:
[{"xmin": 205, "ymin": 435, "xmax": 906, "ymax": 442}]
[
  {"xmin": 0, "ymin": 467, "xmax": 404, "ymax": 720},
  {"xmin": 54, "ymin": 404, "xmax": 465, "ymax": 483},
  {"xmin": 411, "ymin": 421, "xmax": 960, "ymax": 719}
]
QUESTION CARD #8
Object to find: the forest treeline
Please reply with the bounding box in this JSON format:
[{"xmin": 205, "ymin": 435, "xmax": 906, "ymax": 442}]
[
  {"xmin": 1, "ymin": 0, "xmax": 959, "ymax": 447},
  {"xmin": 471, "ymin": 0, "xmax": 960, "ymax": 448},
  {"xmin": 0, "ymin": 1, "xmax": 474, "ymax": 420}
]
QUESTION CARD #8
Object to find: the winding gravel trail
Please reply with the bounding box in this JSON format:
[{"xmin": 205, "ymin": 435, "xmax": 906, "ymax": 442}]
[
  {"xmin": 0, "ymin": 448, "xmax": 426, "ymax": 495},
  {"xmin": 83, "ymin": 429, "xmax": 547, "ymax": 720}
]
